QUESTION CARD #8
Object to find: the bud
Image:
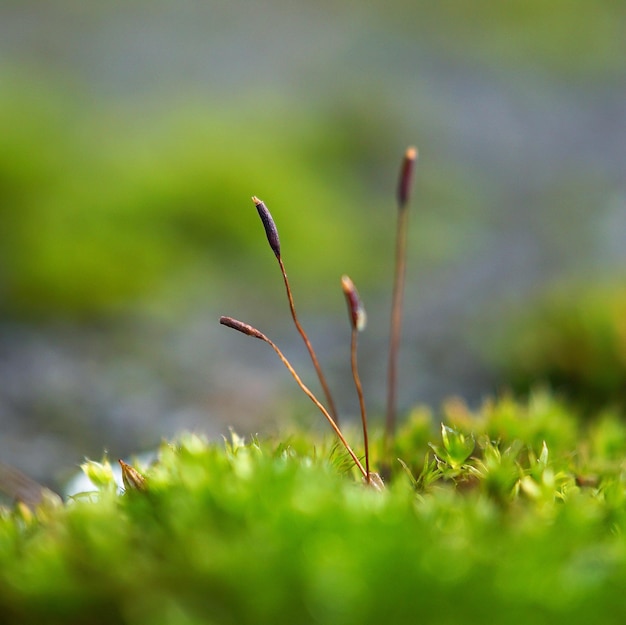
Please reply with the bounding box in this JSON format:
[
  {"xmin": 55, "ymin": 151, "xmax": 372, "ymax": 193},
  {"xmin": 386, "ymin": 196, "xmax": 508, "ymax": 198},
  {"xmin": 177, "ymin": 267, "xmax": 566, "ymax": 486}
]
[
  {"xmin": 219, "ymin": 316, "xmax": 266, "ymax": 341},
  {"xmin": 119, "ymin": 460, "xmax": 147, "ymax": 492},
  {"xmin": 397, "ymin": 146, "xmax": 417, "ymax": 209},
  {"xmin": 81, "ymin": 458, "xmax": 117, "ymax": 493},
  {"xmin": 341, "ymin": 275, "xmax": 367, "ymax": 332},
  {"xmin": 252, "ymin": 196, "xmax": 281, "ymax": 259}
]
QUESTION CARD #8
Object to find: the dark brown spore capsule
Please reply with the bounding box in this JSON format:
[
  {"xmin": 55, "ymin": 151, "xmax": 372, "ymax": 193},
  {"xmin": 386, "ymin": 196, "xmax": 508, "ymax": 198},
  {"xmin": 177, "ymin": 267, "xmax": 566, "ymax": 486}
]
[
  {"xmin": 252, "ymin": 196, "xmax": 281, "ymax": 259},
  {"xmin": 219, "ymin": 316, "xmax": 266, "ymax": 340}
]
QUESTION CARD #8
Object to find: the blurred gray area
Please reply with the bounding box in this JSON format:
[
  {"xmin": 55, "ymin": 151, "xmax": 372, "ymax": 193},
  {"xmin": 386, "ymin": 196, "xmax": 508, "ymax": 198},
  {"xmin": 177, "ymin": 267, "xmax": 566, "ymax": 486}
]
[{"xmin": 0, "ymin": 1, "xmax": 625, "ymax": 487}]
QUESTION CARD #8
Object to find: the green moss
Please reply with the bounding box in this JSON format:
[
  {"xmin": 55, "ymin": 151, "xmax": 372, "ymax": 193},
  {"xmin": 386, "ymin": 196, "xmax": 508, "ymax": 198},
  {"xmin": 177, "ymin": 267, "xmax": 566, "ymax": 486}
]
[
  {"xmin": 2, "ymin": 395, "xmax": 626, "ymax": 624},
  {"xmin": 491, "ymin": 284, "xmax": 626, "ymax": 411}
]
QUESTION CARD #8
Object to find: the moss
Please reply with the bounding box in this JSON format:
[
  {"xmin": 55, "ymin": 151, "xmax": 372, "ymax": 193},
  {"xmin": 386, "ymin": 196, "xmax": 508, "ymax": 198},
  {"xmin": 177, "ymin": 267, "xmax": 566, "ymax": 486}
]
[
  {"xmin": 2, "ymin": 396, "xmax": 626, "ymax": 624},
  {"xmin": 491, "ymin": 284, "xmax": 626, "ymax": 412}
]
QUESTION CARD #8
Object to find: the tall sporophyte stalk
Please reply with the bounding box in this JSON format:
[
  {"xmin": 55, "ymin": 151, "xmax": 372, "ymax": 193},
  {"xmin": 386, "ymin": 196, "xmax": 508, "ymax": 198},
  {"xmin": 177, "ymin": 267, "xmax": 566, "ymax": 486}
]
[
  {"xmin": 340, "ymin": 275, "xmax": 374, "ymax": 484},
  {"xmin": 384, "ymin": 147, "xmax": 417, "ymax": 456},
  {"xmin": 252, "ymin": 196, "xmax": 339, "ymax": 425},
  {"xmin": 221, "ymin": 147, "xmax": 416, "ymax": 487}
]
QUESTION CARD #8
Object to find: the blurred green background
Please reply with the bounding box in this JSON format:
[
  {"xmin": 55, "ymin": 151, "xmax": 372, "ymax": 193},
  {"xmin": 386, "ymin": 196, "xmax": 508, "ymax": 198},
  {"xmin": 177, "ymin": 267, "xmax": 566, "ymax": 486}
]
[{"xmin": 1, "ymin": 0, "xmax": 625, "ymax": 485}]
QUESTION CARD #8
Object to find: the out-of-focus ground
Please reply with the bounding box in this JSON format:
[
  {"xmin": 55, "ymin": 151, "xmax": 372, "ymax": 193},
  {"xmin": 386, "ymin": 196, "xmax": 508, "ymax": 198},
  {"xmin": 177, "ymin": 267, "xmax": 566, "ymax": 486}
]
[{"xmin": 0, "ymin": 1, "xmax": 625, "ymax": 487}]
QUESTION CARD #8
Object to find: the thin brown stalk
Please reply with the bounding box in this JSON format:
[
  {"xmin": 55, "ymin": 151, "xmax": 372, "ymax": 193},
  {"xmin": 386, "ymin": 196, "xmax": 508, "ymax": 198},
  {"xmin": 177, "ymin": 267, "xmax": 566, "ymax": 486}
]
[
  {"xmin": 350, "ymin": 327, "xmax": 370, "ymax": 481},
  {"xmin": 252, "ymin": 196, "xmax": 339, "ymax": 424},
  {"xmin": 341, "ymin": 275, "xmax": 370, "ymax": 482},
  {"xmin": 219, "ymin": 316, "xmax": 367, "ymax": 478},
  {"xmin": 385, "ymin": 147, "xmax": 417, "ymax": 454}
]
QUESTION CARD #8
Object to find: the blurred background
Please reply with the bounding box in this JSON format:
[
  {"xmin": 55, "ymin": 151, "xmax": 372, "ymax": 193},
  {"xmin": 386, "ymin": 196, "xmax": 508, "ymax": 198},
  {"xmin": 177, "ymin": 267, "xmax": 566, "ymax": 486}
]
[{"xmin": 1, "ymin": 0, "xmax": 625, "ymax": 488}]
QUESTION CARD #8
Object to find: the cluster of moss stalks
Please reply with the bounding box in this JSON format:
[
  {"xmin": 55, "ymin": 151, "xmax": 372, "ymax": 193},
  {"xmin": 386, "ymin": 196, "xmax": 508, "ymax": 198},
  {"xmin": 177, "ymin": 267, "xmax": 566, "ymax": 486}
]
[
  {"xmin": 2, "ymin": 147, "xmax": 626, "ymax": 624},
  {"xmin": 1, "ymin": 392, "xmax": 626, "ymax": 625}
]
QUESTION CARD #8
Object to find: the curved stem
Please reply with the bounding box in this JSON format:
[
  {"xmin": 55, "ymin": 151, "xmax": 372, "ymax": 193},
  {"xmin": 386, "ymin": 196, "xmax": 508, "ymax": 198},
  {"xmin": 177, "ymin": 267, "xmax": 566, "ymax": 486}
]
[
  {"xmin": 265, "ymin": 335, "xmax": 366, "ymax": 478},
  {"xmin": 220, "ymin": 315, "xmax": 364, "ymax": 476},
  {"xmin": 278, "ymin": 256, "xmax": 340, "ymax": 424}
]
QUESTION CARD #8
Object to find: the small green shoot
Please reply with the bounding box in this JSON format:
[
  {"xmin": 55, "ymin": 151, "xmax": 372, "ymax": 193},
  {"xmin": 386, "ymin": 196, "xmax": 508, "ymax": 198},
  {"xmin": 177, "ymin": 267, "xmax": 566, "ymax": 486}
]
[
  {"xmin": 80, "ymin": 457, "xmax": 118, "ymax": 494},
  {"xmin": 438, "ymin": 423, "xmax": 476, "ymax": 470}
]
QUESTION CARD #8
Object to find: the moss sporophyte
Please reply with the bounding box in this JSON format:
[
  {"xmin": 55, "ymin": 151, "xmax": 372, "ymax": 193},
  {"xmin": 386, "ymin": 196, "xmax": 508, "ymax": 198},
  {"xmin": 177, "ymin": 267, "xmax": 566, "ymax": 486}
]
[
  {"xmin": 221, "ymin": 148, "xmax": 417, "ymax": 489},
  {"xmin": 252, "ymin": 195, "xmax": 339, "ymax": 424},
  {"xmin": 5, "ymin": 141, "xmax": 626, "ymax": 625},
  {"xmin": 0, "ymin": 147, "xmax": 415, "ymax": 503}
]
